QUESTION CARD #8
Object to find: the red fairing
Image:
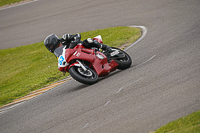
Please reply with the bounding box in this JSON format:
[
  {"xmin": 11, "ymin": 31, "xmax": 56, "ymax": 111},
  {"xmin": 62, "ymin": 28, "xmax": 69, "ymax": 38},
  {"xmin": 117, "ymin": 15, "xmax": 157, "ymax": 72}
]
[
  {"xmin": 57, "ymin": 43, "xmax": 119, "ymax": 77},
  {"xmin": 58, "ymin": 65, "xmax": 69, "ymax": 72},
  {"xmin": 67, "ymin": 48, "xmax": 95, "ymax": 64},
  {"xmin": 58, "ymin": 66, "xmax": 65, "ymax": 72},
  {"xmin": 92, "ymin": 51, "xmax": 118, "ymax": 77}
]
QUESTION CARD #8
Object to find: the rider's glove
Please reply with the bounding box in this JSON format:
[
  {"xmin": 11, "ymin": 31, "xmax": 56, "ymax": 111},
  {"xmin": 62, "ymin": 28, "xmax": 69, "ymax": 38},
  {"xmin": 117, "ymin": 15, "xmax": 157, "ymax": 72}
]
[
  {"xmin": 74, "ymin": 33, "xmax": 81, "ymax": 41},
  {"xmin": 69, "ymin": 40, "xmax": 78, "ymax": 48}
]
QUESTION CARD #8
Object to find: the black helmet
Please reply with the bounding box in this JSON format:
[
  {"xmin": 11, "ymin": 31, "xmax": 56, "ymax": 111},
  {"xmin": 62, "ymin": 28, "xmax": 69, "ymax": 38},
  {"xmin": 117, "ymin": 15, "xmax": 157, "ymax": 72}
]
[{"xmin": 44, "ymin": 34, "xmax": 60, "ymax": 53}]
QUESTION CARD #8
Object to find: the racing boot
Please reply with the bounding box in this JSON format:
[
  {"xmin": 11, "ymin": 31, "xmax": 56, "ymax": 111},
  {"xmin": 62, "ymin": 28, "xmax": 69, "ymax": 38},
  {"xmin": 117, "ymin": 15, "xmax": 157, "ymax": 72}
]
[
  {"xmin": 93, "ymin": 40, "xmax": 124, "ymax": 58},
  {"xmin": 91, "ymin": 39, "xmax": 112, "ymax": 52},
  {"xmin": 85, "ymin": 38, "xmax": 124, "ymax": 58}
]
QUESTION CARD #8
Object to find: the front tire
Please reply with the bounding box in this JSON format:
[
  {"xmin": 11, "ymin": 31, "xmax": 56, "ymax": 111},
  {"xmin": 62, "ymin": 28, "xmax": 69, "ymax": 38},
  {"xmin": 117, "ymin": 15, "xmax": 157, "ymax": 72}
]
[
  {"xmin": 111, "ymin": 47, "xmax": 132, "ymax": 70},
  {"xmin": 69, "ymin": 66, "xmax": 99, "ymax": 85}
]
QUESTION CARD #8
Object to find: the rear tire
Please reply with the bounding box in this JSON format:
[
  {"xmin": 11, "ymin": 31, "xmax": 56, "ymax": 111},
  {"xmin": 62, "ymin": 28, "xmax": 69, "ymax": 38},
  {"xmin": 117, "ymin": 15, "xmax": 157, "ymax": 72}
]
[
  {"xmin": 69, "ymin": 66, "xmax": 99, "ymax": 85},
  {"xmin": 111, "ymin": 47, "xmax": 132, "ymax": 70}
]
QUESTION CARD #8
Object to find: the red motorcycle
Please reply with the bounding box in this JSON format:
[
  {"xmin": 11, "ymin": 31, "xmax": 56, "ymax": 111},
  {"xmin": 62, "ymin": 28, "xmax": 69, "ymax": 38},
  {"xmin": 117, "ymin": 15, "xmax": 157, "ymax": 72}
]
[{"xmin": 58, "ymin": 35, "xmax": 132, "ymax": 84}]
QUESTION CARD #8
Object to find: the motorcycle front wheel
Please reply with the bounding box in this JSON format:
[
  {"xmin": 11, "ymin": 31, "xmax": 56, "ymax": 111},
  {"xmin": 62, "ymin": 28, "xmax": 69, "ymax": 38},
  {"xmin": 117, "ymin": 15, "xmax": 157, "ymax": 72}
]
[{"xmin": 69, "ymin": 66, "xmax": 99, "ymax": 85}]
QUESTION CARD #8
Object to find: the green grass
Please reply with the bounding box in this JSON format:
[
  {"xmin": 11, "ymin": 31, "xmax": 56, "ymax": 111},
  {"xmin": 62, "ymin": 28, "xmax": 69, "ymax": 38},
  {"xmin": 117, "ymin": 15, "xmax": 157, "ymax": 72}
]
[
  {"xmin": 80, "ymin": 26, "xmax": 141, "ymax": 47},
  {"xmin": 0, "ymin": 26, "xmax": 141, "ymax": 106},
  {"xmin": 155, "ymin": 111, "xmax": 200, "ymax": 133},
  {"xmin": 0, "ymin": 0, "xmax": 24, "ymax": 7}
]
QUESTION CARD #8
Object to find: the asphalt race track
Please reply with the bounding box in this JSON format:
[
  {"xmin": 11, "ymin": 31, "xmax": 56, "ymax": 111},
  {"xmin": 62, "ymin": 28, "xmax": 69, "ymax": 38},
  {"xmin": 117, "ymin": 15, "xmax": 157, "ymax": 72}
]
[{"xmin": 0, "ymin": 0, "xmax": 200, "ymax": 133}]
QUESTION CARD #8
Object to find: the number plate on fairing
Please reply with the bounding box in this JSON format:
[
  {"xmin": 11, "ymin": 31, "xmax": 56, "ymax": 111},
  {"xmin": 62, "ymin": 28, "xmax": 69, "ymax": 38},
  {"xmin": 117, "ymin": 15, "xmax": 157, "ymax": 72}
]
[{"xmin": 59, "ymin": 56, "xmax": 64, "ymax": 65}]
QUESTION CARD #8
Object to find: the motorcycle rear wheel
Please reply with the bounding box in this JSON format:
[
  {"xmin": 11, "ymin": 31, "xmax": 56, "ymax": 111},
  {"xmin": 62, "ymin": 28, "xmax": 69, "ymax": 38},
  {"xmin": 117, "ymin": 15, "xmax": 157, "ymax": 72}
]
[
  {"xmin": 69, "ymin": 66, "xmax": 99, "ymax": 85},
  {"xmin": 111, "ymin": 47, "xmax": 132, "ymax": 70}
]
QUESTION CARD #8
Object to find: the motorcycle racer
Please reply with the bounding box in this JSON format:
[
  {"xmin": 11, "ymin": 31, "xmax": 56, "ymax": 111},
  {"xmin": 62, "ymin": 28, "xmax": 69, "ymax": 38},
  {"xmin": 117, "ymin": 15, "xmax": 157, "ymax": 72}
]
[
  {"xmin": 44, "ymin": 33, "xmax": 131, "ymax": 83},
  {"xmin": 44, "ymin": 33, "xmax": 114, "ymax": 57},
  {"xmin": 44, "ymin": 33, "xmax": 124, "ymax": 76}
]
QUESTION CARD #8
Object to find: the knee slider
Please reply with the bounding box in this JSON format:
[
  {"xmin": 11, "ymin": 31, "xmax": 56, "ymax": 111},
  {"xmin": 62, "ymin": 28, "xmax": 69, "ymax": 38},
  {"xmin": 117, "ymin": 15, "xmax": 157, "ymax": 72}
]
[{"xmin": 87, "ymin": 38, "xmax": 94, "ymax": 43}]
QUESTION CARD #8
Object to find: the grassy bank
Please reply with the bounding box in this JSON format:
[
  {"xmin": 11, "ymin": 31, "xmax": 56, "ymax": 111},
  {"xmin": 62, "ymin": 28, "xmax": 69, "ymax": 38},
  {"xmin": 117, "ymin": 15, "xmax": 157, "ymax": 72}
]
[
  {"xmin": 154, "ymin": 111, "xmax": 200, "ymax": 133},
  {"xmin": 0, "ymin": 0, "xmax": 24, "ymax": 7},
  {"xmin": 0, "ymin": 26, "xmax": 141, "ymax": 106}
]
